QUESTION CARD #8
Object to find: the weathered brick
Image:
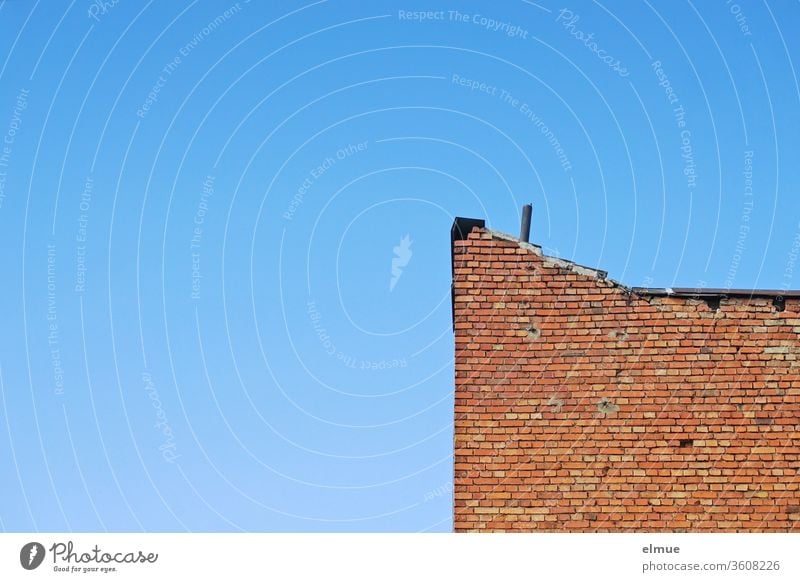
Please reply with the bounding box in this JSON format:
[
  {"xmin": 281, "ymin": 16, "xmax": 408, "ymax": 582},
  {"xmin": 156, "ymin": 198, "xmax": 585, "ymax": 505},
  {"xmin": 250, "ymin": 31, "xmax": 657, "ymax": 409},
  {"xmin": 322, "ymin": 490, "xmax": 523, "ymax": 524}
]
[{"xmin": 453, "ymin": 225, "xmax": 800, "ymax": 532}]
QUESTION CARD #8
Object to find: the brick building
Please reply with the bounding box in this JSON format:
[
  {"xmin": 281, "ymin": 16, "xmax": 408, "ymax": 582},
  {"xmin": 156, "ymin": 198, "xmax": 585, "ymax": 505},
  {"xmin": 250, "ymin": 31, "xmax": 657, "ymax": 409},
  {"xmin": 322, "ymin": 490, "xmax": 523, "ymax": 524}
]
[{"xmin": 451, "ymin": 216, "xmax": 800, "ymax": 531}]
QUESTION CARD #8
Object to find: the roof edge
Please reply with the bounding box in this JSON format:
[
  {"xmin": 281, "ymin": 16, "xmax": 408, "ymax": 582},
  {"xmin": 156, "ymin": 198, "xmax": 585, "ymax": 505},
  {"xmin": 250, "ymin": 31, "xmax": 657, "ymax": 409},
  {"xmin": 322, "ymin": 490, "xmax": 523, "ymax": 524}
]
[{"xmin": 451, "ymin": 217, "xmax": 800, "ymax": 301}]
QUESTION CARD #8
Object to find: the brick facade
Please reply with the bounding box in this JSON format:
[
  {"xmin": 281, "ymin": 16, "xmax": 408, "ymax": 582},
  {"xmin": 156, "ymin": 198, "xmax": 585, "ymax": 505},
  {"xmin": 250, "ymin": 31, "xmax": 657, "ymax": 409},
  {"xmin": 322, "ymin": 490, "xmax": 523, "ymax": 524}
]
[{"xmin": 452, "ymin": 223, "xmax": 800, "ymax": 531}]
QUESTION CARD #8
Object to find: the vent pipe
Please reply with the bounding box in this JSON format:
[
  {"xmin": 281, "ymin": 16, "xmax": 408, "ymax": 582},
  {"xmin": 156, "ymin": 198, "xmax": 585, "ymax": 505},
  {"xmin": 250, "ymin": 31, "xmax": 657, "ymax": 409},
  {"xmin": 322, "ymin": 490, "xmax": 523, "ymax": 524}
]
[{"xmin": 519, "ymin": 203, "xmax": 532, "ymax": 242}]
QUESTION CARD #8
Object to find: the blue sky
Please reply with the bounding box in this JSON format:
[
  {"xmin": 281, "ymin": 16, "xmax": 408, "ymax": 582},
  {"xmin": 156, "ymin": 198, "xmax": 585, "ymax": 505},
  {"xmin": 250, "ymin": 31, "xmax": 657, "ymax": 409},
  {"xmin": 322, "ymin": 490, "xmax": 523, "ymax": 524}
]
[{"xmin": 0, "ymin": 0, "xmax": 798, "ymax": 532}]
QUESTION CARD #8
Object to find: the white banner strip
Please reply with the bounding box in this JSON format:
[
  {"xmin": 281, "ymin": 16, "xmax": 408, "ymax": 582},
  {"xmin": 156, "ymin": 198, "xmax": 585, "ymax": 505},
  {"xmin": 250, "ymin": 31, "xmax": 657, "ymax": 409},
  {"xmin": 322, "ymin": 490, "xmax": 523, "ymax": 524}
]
[{"xmin": 1, "ymin": 533, "xmax": 797, "ymax": 581}]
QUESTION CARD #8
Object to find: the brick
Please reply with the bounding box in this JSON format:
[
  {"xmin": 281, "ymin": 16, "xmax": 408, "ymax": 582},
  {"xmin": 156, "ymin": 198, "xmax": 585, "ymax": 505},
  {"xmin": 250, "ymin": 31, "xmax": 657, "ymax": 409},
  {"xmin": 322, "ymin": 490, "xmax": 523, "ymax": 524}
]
[{"xmin": 453, "ymin": 225, "xmax": 800, "ymax": 533}]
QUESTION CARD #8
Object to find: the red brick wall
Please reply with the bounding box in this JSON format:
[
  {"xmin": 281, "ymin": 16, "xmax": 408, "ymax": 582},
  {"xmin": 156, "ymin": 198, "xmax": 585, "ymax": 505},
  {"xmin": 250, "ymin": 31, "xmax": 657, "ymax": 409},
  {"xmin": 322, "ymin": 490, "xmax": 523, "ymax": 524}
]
[{"xmin": 453, "ymin": 227, "xmax": 800, "ymax": 531}]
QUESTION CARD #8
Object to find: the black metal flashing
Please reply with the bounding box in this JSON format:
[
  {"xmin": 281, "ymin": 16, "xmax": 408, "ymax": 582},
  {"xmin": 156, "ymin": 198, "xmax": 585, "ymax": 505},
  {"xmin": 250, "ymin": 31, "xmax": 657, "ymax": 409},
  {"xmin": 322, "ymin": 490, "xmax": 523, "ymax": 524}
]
[
  {"xmin": 631, "ymin": 287, "xmax": 800, "ymax": 299},
  {"xmin": 451, "ymin": 217, "xmax": 486, "ymax": 244}
]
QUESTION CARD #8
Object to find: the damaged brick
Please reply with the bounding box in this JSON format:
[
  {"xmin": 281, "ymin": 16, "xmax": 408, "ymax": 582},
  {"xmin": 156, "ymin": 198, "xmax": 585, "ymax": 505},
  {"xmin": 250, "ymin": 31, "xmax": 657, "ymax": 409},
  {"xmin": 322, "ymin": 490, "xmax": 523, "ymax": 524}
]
[
  {"xmin": 597, "ymin": 398, "xmax": 620, "ymax": 415},
  {"xmin": 547, "ymin": 396, "xmax": 564, "ymax": 413},
  {"xmin": 608, "ymin": 329, "xmax": 629, "ymax": 340}
]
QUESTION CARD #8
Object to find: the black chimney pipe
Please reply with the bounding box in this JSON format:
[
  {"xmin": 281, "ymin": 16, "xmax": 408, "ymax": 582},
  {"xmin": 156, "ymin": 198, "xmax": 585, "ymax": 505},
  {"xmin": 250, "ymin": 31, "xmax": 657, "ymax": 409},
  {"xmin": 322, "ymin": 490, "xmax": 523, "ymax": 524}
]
[{"xmin": 519, "ymin": 203, "xmax": 532, "ymax": 242}]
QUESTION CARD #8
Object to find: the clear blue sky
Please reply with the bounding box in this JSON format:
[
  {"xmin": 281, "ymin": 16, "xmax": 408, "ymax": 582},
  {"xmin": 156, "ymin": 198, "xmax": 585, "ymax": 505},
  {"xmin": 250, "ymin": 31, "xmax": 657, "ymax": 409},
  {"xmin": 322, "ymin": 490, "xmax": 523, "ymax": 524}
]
[{"xmin": 0, "ymin": 0, "xmax": 798, "ymax": 532}]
